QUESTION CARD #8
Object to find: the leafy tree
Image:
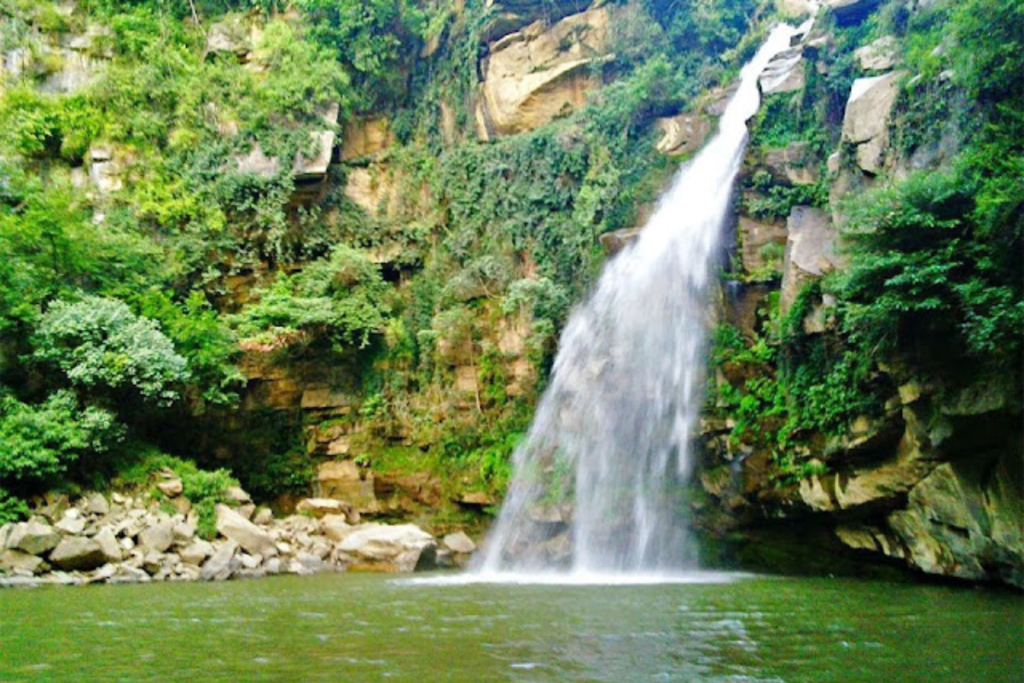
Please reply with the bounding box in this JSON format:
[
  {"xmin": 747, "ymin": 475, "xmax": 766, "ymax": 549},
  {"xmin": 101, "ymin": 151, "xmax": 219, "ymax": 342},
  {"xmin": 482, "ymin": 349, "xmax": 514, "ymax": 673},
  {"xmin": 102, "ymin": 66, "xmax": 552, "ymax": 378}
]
[
  {"xmin": 33, "ymin": 296, "xmax": 190, "ymax": 404},
  {"xmin": 0, "ymin": 390, "xmax": 123, "ymax": 487}
]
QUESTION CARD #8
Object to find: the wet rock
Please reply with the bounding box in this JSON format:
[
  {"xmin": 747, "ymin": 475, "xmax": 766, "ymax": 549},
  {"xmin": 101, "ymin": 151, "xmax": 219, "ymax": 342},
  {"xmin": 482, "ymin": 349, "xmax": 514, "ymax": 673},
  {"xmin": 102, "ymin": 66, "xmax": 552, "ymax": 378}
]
[
  {"xmin": 442, "ymin": 532, "xmax": 476, "ymax": 554},
  {"xmin": 759, "ymin": 47, "xmax": 805, "ymax": 95},
  {"xmin": 49, "ymin": 537, "xmax": 106, "ymax": 571},
  {"xmin": 8, "ymin": 519, "xmax": 61, "ymax": 556},
  {"xmin": 761, "ymin": 141, "xmax": 819, "ymax": 186},
  {"xmin": 107, "ymin": 565, "xmax": 151, "ymax": 585},
  {"xmin": 215, "ymin": 505, "xmax": 274, "ymax": 556},
  {"xmin": 200, "ymin": 540, "xmax": 239, "ymax": 581},
  {"xmin": 599, "ymin": 228, "xmax": 642, "ymax": 256},
  {"xmin": 457, "ymin": 492, "xmax": 495, "ymax": 509},
  {"xmin": 655, "ymin": 114, "xmax": 711, "ymax": 156},
  {"xmin": 138, "ymin": 520, "xmax": 175, "ymax": 553}
]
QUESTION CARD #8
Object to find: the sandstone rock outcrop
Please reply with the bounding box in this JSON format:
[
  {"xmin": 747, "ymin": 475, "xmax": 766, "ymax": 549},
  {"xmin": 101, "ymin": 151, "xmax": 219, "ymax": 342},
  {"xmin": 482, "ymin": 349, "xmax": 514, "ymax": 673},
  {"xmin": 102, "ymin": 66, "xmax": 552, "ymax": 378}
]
[
  {"xmin": 841, "ymin": 71, "xmax": 906, "ymax": 174},
  {"xmin": 476, "ymin": 5, "xmax": 618, "ymax": 138},
  {"xmin": 780, "ymin": 206, "xmax": 839, "ymax": 314}
]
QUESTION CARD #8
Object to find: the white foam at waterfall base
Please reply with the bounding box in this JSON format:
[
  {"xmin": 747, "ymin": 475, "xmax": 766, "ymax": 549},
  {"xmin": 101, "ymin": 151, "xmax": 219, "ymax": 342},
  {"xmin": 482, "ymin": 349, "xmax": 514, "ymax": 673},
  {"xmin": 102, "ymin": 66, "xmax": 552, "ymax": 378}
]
[
  {"xmin": 470, "ymin": 23, "xmax": 802, "ymax": 579},
  {"xmin": 400, "ymin": 569, "xmax": 751, "ymax": 587}
]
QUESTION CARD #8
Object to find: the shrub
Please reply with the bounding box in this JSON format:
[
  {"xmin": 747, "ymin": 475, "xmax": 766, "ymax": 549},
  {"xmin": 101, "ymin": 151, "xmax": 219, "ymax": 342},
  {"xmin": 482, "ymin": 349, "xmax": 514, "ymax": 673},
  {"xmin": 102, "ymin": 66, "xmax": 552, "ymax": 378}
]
[
  {"xmin": 0, "ymin": 390, "xmax": 124, "ymax": 487},
  {"xmin": 33, "ymin": 296, "xmax": 190, "ymax": 405}
]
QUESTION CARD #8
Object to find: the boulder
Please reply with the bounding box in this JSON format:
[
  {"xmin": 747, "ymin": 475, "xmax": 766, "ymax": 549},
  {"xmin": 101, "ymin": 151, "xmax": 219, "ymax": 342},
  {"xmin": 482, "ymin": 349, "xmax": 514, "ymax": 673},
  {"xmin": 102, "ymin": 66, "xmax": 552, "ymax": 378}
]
[
  {"xmin": 200, "ymin": 540, "xmax": 239, "ymax": 581},
  {"xmin": 780, "ymin": 207, "xmax": 840, "ymax": 314},
  {"xmin": 83, "ymin": 493, "xmax": 110, "ymax": 516},
  {"xmin": 476, "ymin": 5, "xmax": 617, "ymax": 138},
  {"xmin": 825, "ymin": 0, "xmax": 883, "ymax": 25},
  {"xmin": 180, "ymin": 540, "xmax": 215, "ymax": 566},
  {"xmin": 157, "ymin": 479, "xmax": 183, "ymax": 498},
  {"xmin": 321, "ymin": 514, "xmax": 354, "ymax": 543},
  {"xmin": 94, "ymin": 527, "xmax": 122, "ymax": 564},
  {"xmin": 55, "ymin": 515, "xmax": 86, "ymax": 535},
  {"xmin": 173, "ymin": 522, "xmax": 196, "ymax": 544},
  {"xmin": 8, "ymin": 519, "xmax": 61, "ymax": 556},
  {"xmin": 761, "ymin": 141, "xmax": 819, "ymax": 186},
  {"xmin": 138, "ymin": 520, "xmax": 175, "ymax": 553},
  {"xmin": 855, "ymin": 36, "xmax": 899, "ymax": 71},
  {"xmin": 841, "ymin": 72, "xmax": 906, "ymax": 173},
  {"xmin": 737, "ymin": 216, "xmax": 787, "ymax": 278},
  {"xmin": 225, "ymin": 487, "xmax": 252, "ymax": 504},
  {"xmin": 759, "ymin": 47, "xmax": 805, "ymax": 95},
  {"xmin": 49, "ymin": 537, "xmax": 106, "ymax": 571},
  {"xmin": 206, "ymin": 16, "xmax": 252, "ymax": 59},
  {"xmin": 442, "ymin": 532, "xmax": 476, "ymax": 554},
  {"xmin": 889, "ymin": 456, "xmax": 1023, "ymax": 587},
  {"xmin": 655, "ymin": 114, "xmax": 711, "ymax": 156},
  {"xmin": 215, "ymin": 505, "xmax": 274, "ymax": 556},
  {"xmin": 337, "ymin": 523, "xmax": 437, "ymax": 572},
  {"xmin": 0, "ymin": 549, "xmax": 47, "ymax": 574},
  {"xmin": 252, "ymin": 507, "xmax": 274, "ymax": 526}
]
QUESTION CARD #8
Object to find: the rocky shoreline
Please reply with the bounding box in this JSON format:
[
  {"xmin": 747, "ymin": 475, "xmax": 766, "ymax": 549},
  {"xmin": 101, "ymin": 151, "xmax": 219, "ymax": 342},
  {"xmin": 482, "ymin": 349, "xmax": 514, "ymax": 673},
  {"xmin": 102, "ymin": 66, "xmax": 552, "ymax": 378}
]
[{"xmin": 0, "ymin": 485, "xmax": 477, "ymax": 588}]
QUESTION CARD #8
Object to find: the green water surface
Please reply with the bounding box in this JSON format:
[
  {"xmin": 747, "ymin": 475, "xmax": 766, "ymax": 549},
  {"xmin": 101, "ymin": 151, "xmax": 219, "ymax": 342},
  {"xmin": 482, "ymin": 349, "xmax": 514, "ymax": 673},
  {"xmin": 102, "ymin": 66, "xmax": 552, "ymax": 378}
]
[{"xmin": 0, "ymin": 573, "xmax": 1020, "ymax": 682}]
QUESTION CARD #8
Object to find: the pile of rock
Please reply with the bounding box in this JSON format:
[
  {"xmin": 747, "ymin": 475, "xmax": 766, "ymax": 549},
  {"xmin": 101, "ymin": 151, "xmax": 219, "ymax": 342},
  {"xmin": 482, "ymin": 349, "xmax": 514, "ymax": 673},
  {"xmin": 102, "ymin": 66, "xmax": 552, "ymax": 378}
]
[{"xmin": 0, "ymin": 489, "xmax": 477, "ymax": 588}]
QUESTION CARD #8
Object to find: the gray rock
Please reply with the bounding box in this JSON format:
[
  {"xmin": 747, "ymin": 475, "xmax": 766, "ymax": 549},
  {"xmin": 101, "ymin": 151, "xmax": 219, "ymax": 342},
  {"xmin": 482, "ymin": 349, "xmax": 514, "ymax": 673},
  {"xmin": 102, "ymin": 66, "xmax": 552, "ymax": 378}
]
[
  {"xmin": 8, "ymin": 519, "xmax": 61, "ymax": 556},
  {"xmin": 225, "ymin": 486, "xmax": 252, "ymax": 504},
  {"xmin": 0, "ymin": 523, "xmax": 12, "ymax": 550},
  {"xmin": 841, "ymin": 72, "xmax": 906, "ymax": 173},
  {"xmin": 1, "ymin": 549, "xmax": 47, "ymax": 574},
  {"xmin": 138, "ymin": 520, "xmax": 175, "ymax": 553},
  {"xmin": 759, "ymin": 46, "xmax": 805, "ymax": 95},
  {"xmin": 264, "ymin": 557, "xmax": 282, "ymax": 575},
  {"xmin": 172, "ymin": 522, "xmax": 196, "ymax": 544},
  {"xmin": 84, "ymin": 493, "xmax": 110, "ymax": 516},
  {"xmin": 780, "ymin": 207, "xmax": 839, "ymax": 316},
  {"xmin": 108, "ymin": 565, "xmax": 151, "ymax": 585},
  {"xmin": 337, "ymin": 523, "xmax": 437, "ymax": 572},
  {"xmin": 252, "ymin": 507, "xmax": 274, "ymax": 526},
  {"xmin": 215, "ymin": 505, "xmax": 274, "ymax": 556},
  {"xmin": 94, "ymin": 527, "xmax": 122, "ymax": 563},
  {"xmin": 443, "ymin": 531, "xmax": 477, "ymax": 554},
  {"xmin": 55, "ymin": 515, "xmax": 87, "ymax": 535},
  {"xmin": 236, "ymin": 504, "xmax": 256, "ymax": 521},
  {"xmin": 238, "ymin": 553, "xmax": 261, "ymax": 570},
  {"xmin": 855, "ymin": 35, "xmax": 899, "ymax": 71},
  {"xmin": 49, "ymin": 537, "xmax": 106, "ymax": 571},
  {"xmin": 201, "ymin": 540, "xmax": 238, "ymax": 581},
  {"xmin": 180, "ymin": 539, "xmax": 214, "ymax": 565},
  {"xmin": 321, "ymin": 514, "xmax": 353, "ymax": 543}
]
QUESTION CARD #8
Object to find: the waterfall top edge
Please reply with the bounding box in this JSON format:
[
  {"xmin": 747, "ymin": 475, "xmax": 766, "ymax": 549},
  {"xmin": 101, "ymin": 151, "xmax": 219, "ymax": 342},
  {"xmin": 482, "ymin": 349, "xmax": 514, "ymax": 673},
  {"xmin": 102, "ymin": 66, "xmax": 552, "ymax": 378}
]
[{"xmin": 397, "ymin": 571, "xmax": 753, "ymax": 587}]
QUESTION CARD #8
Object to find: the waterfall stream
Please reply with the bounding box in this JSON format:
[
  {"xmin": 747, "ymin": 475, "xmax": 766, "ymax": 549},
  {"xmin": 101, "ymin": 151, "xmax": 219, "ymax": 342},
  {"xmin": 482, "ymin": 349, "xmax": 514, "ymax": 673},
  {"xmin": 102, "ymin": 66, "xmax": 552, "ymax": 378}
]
[{"xmin": 473, "ymin": 24, "xmax": 803, "ymax": 579}]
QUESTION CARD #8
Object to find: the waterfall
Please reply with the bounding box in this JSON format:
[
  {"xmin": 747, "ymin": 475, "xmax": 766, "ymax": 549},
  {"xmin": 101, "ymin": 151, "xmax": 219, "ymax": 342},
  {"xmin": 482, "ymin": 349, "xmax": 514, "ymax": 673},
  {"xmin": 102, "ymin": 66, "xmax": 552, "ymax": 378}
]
[{"xmin": 473, "ymin": 24, "xmax": 801, "ymax": 579}]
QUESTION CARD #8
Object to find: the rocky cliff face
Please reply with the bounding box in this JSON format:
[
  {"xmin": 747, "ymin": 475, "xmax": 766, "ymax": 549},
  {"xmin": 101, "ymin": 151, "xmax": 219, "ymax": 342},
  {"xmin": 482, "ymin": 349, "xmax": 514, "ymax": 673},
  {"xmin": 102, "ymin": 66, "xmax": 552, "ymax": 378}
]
[{"xmin": 694, "ymin": 0, "xmax": 1023, "ymax": 588}]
